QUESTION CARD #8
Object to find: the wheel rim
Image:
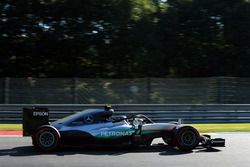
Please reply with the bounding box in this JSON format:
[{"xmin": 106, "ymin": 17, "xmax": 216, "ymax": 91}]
[
  {"xmin": 181, "ymin": 130, "xmax": 196, "ymax": 146},
  {"xmin": 39, "ymin": 131, "xmax": 55, "ymax": 148}
]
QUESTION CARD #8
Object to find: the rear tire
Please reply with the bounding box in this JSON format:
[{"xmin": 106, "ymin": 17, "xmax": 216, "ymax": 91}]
[
  {"xmin": 175, "ymin": 126, "xmax": 200, "ymax": 151},
  {"xmin": 34, "ymin": 125, "xmax": 60, "ymax": 152}
]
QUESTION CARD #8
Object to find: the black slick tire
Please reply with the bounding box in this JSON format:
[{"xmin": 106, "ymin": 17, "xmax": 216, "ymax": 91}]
[
  {"xmin": 34, "ymin": 125, "xmax": 60, "ymax": 152},
  {"xmin": 175, "ymin": 126, "xmax": 200, "ymax": 151}
]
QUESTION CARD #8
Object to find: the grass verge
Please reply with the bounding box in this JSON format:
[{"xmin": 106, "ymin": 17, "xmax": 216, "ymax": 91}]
[
  {"xmin": 0, "ymin": 123, "xmax": 250, "ymax": 133},
  {"xmin": 189, "ymin": 123, "xmax": 250, "ymax": 133},
  {"xmin": 0, "ymin": 124, "xmax": 22, "ymax": 131}
]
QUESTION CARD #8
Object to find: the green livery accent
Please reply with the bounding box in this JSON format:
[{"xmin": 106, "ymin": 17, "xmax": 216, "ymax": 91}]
[{"xmin": 141, "ymin": 130, "xmax": 159, "ymax": 135}]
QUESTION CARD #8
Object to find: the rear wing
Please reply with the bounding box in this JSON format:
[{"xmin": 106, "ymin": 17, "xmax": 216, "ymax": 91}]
[{"xmin": 22, "ymin": 107, "xmax": 49, "ymax": 136}]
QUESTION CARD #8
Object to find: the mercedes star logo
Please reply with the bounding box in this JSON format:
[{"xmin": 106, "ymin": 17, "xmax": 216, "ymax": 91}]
[{"xmin": 84, "ymin": 115, "xmax": 94, "ymax": 124}]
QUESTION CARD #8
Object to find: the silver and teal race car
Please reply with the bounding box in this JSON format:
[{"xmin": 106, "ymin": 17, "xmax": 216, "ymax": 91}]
[{"xmin": 32, "ymin": 106, "xmax": 225, "ymax": 152}]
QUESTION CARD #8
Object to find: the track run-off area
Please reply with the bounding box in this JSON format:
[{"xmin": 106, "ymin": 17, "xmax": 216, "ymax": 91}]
[{"xmin": 0, "ymin": 133, "xmax": 250, "ymax": 167}]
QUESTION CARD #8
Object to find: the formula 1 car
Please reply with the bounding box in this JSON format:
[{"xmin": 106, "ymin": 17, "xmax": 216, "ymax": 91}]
[{"xmin": 32, "ymin": 106, "xmax": 225, "ymax": 152}]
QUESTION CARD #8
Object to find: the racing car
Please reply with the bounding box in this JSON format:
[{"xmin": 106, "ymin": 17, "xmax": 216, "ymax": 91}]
[{"xmin": 31, "ymin": 105, "xmax": 225, "ymax": 152}]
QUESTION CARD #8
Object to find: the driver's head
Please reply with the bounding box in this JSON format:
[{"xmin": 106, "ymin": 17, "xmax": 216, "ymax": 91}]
[{"xmin": 104, "ymin": 104, "xmax": 113, "ymax": 111}]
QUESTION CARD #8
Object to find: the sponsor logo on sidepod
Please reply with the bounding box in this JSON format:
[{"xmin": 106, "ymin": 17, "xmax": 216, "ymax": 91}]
[{"xmin": 101, "ymin": 131, "xmax": 133, "ymax": 137}]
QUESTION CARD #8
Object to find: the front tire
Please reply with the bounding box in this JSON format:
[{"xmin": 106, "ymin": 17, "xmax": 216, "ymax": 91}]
[
  {"xmin": 175, "ymin": 126, "xmax": 200, "ymax": 151},
  {"xmin": 34, "ymin": 125, "xmax": 60, "ymax": 152}
]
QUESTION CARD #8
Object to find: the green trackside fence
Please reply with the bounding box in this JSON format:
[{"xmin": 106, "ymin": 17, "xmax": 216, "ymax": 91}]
[{"xmin": 1, "ymin": 77, "xmax": 250, "ymax": 104}]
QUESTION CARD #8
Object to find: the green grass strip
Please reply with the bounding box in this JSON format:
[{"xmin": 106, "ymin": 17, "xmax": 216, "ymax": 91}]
[
  {"xmin": 0, "ymin": 124, "xmax": 22, "ymax": 130},
  {"xmin": 188, "ymin": 123, "xmax": 250, "ymax": 133}
]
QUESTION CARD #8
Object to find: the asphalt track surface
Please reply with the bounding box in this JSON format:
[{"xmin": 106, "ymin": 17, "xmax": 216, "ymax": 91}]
[{"xmin": 0, "ymin": 133, "xmax": 250, "ymax": 167}]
